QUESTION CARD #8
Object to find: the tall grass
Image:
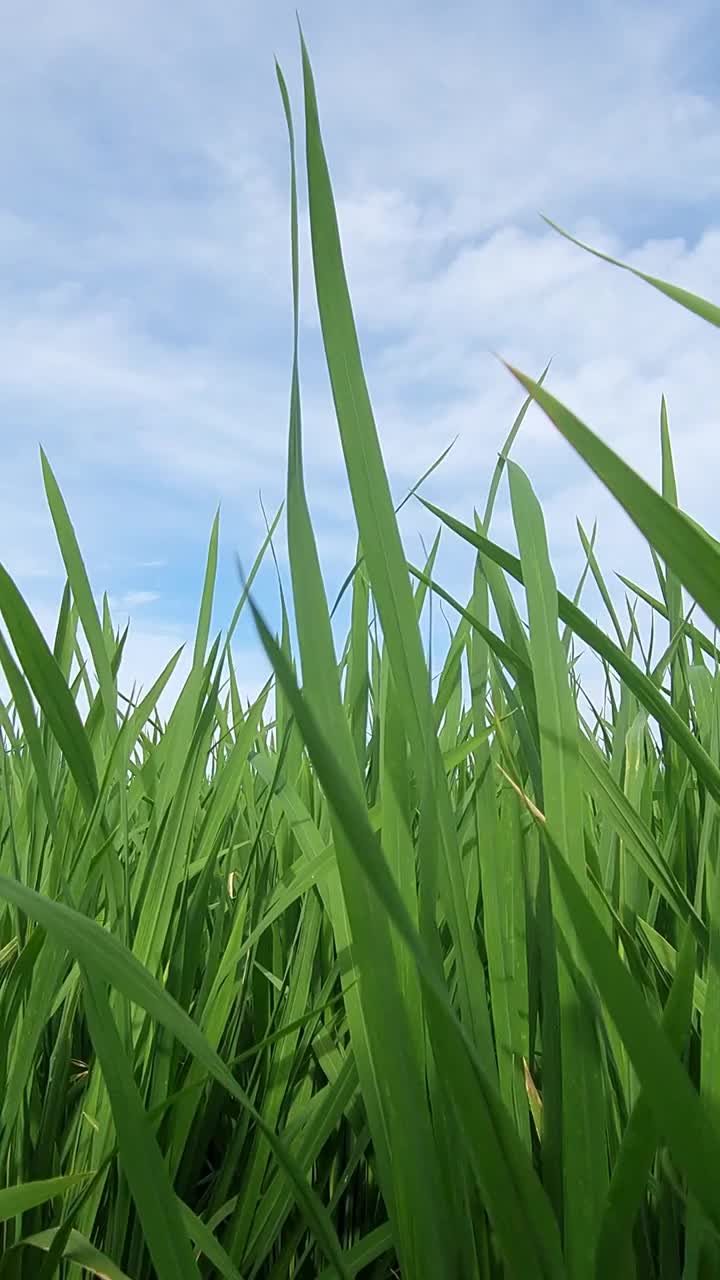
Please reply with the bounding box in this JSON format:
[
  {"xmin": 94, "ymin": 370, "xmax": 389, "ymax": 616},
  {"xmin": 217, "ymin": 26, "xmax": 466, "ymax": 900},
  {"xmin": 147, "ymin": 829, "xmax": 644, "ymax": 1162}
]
[{"xmin": 1, "ymin": 35, "xmax": 720, "ymax": 1280}]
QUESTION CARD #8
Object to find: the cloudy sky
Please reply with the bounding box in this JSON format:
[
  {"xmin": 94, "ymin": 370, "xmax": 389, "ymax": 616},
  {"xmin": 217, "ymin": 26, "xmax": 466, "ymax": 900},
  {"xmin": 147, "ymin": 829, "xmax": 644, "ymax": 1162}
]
[{"xmin": 2, "ymin": 0, "xmax": 719, "ymax": 706}]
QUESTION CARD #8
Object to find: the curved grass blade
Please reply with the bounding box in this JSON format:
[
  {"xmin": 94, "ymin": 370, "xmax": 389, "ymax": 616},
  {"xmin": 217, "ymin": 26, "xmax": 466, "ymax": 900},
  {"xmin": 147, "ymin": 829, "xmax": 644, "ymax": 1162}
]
[
  {"xmin": 0, "ymin": 1174, "xmax": 91, "ymax": 1223},
  {"xmin": 14, "ymin": 1227, "xmax": 134, "ymax": 1280},
  {"xmin": 542, "ymin": 217, "xmax": 720, "ymax": 329},
  {"xmin": 179, "ymin": 1202, "xmax": 245, "ymax": 1280},
  {"xmin": 503, "ymin": 366, "xmax": 720, "ymax": 635},
  {"xmin": 317, "ymin": 1223, "xmax": 394, "ymax": 1280}
]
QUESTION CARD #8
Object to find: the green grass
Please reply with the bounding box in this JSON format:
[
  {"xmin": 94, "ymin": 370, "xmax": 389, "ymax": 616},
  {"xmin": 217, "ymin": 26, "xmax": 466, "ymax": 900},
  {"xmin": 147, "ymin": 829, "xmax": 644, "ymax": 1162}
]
[{"xmin": 1, "ymin": 34, "xmax": 720, "ymax": 1280}]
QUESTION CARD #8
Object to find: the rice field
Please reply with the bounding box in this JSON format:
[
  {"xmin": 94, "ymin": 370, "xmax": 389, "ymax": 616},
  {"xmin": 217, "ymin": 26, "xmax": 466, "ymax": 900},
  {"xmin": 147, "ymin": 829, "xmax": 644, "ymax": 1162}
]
[{"xmin": 2, "ymin": 35, "xmax": 720, "ymax": 1280}]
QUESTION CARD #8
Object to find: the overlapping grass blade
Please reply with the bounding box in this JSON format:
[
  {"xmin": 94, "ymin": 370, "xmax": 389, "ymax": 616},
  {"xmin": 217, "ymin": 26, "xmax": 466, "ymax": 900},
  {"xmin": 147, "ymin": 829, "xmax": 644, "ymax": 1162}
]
[
  {"xmin": 277, "ymin": 57, "xmax": 454, "ymax": 1276},
  {"xmin": 0, "ymin": 872, "xmax": 352, "ymax": 1279},
  {"xmin": 300, "ymin": 29, "xmax": 494, "ymax": 1070},
  {"xmin": 80, "ymin": 967, "xmax": 201, "ymax": 1280},
  {"xmin": 506, "ymin": 777, "xmax": 720, "ymax": 1233},
  {"xmin": 0, "ymin": 563, "xmax": 98, "ymax": 813},
  {"xmin": 508, "ymin": 460, "xmax": 607, "ymax": 1276},
  {"xmin": 420, "ymin": 499, "xmax": 720, "ymax": 804},
  {"xmin": 248, "ymin": 592, "xmax": 566, "ymax": 1279},
  {"xmin": 14, "ymin": 1228, "xmax": 134, "ymax": 1280},
  {"xmin": 594, "ymin": 925, "xmax": 696, "ymax": 1279}
]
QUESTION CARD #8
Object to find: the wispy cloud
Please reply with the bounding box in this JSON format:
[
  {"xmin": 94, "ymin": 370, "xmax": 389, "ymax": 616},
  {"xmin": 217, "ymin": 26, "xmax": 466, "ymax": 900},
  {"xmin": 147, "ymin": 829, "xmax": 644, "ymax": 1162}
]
[{"xmin": 110, "ymin": 590, "xmax": 161, "ymax": 612}]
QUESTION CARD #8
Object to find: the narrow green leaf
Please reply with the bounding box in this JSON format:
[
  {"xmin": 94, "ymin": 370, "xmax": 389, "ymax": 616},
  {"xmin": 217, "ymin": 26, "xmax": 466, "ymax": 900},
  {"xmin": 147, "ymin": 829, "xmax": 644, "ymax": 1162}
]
[
  {"xmin": 419, "ymin": 501, "xmax": 720, "ymax": 805},
  {"xmin": 248, "ymin": 593, "xmax": 566, "ymax": 1280},
  {"xmin": 509, "ymin": 780, "xmax": 720, "ymax": 1235},
  {"xmin": 16, "ymin": 1227, "xmax": 134, "ymax": 1280},
  {"xmin": 503, "ymin": 366, "xmax": 720, "ymax": 634},
  {"xmin": 0, "ymin": 1174, "xmax": 91, "ymax": 1223},
  {"xmin": 301, "ymin": 29, "xmax": 494, "ymax": 1071},
  {"xmin": 542, "ymin": 217, "xmax": 720, "ymax": 329},
  {"xmin": 594, "ymin": 926, "xmax": 696, "ymax": 1279},
  {"xmin": 81, "ymin": 967, "xmax": 201, "ymax": 1280},
  {"xmin": 0, "ymin": 564, "xmax": 98, "ymax": 813},
  {"xmin": 508, "ymin": 460, "xmax": 607, "ymax": 1276},
  {"xmin": 0, "ymin": 873, "xmax": 351, "ymax": 1280},
  {"xmin": 40, "ymin": 451, "xmax": 117, "ymax": 731}
]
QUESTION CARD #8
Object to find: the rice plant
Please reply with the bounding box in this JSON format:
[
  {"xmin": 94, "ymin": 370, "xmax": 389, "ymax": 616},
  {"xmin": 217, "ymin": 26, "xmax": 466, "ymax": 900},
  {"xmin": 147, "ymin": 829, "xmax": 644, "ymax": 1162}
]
[{"xmin": 1, "ymin": 33, "xmax": 720, "ymax": 1280}]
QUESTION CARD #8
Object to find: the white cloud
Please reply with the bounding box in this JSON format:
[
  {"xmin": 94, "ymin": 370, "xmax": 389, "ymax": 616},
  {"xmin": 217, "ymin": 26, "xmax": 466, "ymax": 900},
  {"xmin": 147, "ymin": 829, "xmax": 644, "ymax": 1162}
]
[{"xmin": 110, "ymin": 590, "xmax": 161, "ymax": 611}]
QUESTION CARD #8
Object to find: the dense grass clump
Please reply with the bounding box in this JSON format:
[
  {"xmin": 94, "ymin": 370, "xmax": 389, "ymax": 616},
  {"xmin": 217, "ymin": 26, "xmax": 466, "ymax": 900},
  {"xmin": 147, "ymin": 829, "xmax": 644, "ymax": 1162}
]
[{"xmin": 2, "ymin": 37, "xmax": 720, "ymax": 1280}]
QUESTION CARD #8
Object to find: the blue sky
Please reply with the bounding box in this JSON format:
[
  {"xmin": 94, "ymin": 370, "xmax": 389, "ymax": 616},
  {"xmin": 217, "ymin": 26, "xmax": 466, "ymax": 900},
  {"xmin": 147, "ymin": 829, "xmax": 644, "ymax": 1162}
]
[{"xmin": 2, "ymin": 0, "xmax": 719, "ymax": 706}]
